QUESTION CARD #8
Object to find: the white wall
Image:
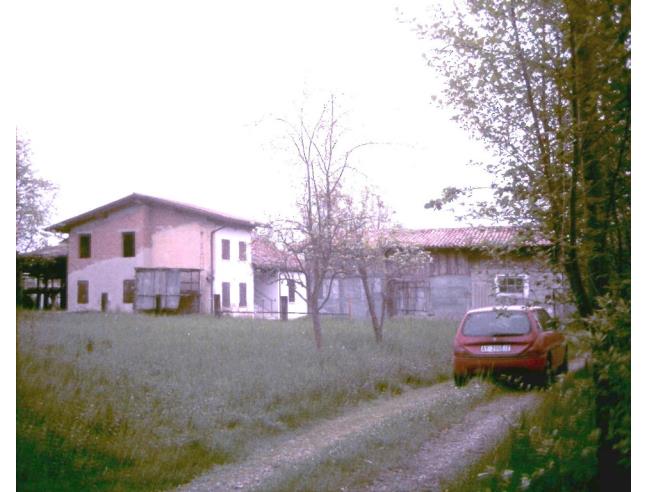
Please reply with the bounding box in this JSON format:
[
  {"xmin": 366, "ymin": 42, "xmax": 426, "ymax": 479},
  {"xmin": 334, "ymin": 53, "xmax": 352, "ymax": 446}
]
[
  {"xmin": 212, "ymin": 227, "xmax": 254, "ymax": 315},
  {"xmin": 253, "ymin": 270, "xmax": 307, "ymax": 320},
  {"xmin": 68, "ymin": 254, "xmax": 144, "ymax": 313}
]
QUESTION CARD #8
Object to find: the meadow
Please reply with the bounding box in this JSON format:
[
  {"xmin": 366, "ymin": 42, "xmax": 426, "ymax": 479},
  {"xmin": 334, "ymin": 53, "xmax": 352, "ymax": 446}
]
[{"xmin": 17, "ymin": 311, "xmax": 458, "ymax": 491}]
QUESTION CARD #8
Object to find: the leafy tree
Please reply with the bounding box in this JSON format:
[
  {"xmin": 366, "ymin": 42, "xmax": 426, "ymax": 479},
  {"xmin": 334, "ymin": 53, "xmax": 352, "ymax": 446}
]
[
  {"xmin": 16, "ymin": 130, "xmax": 57, "ymax": 253},
  {"xmin": 415, "ymin": 0, "xmax": 630, "ymax": 485},
  {"xmin": 417, "ymin": 0, "xmax": 630, "ymax": 317}
]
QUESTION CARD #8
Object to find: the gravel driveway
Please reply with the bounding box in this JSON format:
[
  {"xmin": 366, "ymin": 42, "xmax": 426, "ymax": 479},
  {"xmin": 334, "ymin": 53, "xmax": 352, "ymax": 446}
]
[{"xmin": 176, "ymin": 358, "xmax": 586, "ymax": 492}]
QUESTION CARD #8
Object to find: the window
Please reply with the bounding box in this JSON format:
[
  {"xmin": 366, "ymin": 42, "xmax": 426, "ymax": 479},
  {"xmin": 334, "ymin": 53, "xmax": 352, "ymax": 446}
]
[
  {"xmin": 77, "ymin": 280, "xmax": 89, "ymax": 304},
  {"xmin": 239, "ymin": 282, "xmax": 247, "ymax": 307},
  {"xmin": 222, "ymin": 282, "xmax": 230, "ymax": 308},
  {"xmin": 462, "ymin": 311, "xmax": 531, "ymax": 336},
  {"xmin": 123, "ymin": 279, "xmax": 135, "ymax": 304},
  {"xmin": 239, "ymin": 241, "xmax": 247, "ymax": 261},
  {"xmin": 122, "ymin": 232, "xmax": 135, "ymax": 257},
  {"xmin": 288, "ymin": 279, "xmax": 296, "ymax": 303},
  {"xmin": 495, "ymin": 274, "xmax": 529, "ymax": 297},
  {"xmin": 79, "ymin": 234, "xmax": 91, "ymax": 258},
  {"xmin": 222, "ymin": 239, "xmax": 230, "ymax": 260}
]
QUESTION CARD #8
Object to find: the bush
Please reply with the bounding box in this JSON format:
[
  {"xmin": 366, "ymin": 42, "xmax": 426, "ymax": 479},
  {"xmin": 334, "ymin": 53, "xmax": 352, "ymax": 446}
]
[{"xmin": 588, "ymin": 295, "xmax": 631, "ymax": 479}]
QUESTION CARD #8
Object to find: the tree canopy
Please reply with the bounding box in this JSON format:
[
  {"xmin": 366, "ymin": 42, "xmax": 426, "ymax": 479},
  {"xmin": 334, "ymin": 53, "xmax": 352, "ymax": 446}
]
[
  {"xmin": 418, "ymin": 0, "xmax": 630, "ymax": 317},
  {"xmin": 16, "ymin": 130, "xmax": 57, "ymax": 253}
]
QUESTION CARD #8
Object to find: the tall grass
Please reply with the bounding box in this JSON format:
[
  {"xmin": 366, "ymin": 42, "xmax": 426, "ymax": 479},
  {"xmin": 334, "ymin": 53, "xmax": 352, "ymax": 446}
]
[
  {"xmin": 446, "ymin": 369, "xmax": 598, "ymax": 492},
  {"xmin": 17, "ymin": 311, "xmax": 457, "ymax": 490}
]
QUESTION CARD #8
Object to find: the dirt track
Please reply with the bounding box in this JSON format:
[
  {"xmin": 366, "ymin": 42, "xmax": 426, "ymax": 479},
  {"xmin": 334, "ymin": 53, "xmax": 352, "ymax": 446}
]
[{"xmin": 177, "ymin": 358, "xmax": 586, "ymax": 492}]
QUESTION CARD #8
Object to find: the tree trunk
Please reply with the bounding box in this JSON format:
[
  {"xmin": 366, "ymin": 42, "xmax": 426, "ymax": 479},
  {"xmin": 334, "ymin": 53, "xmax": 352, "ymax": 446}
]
[
  {"xmin": 310, "ymin": 297, "xmax": 323, "ymax": 350},
  {"xmin": 358, "ymin": 265, "xmax": 383, "ymax": 343}
]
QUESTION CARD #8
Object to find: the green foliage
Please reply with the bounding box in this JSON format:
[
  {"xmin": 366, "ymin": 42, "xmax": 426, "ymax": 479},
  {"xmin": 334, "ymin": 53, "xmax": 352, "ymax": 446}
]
[
  {"xmin": 417, "ymin": 0, "xmax": 630, "ymax": 316},
  {"xmin": 589, "ymin": 296, "xmax": 631, "ymax": 469},
  {"xmin": 17, "ymin": 312, "xmax": 456, "ymax": 490},
  {"xmin": 450, "ymin": 371, "xmax": 598, "ymax": 492},
  {"xmin": 16, "ymin": 130, "xmax": 57, "ymax": 253}
]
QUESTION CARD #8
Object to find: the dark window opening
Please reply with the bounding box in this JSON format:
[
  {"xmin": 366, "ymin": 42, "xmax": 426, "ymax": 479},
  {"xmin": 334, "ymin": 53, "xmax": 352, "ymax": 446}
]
[
  {"xmin": 79, "ymin": 234, "xmax": 91, "ymax": 258},
  {"xmin": 288, "ymin": 279, "xmax": 296, "ymax": 303},
  {"xmin": 77, "ymin": 280, "xmax": 89, "ymax": 304},
  {"xmin": 239, "ymin": 241, "xmax": 247, "ymax": 261},
  {"xmin": 239, "ymin": 282, "xmax": 247, "ymax": 307},
  {"xmin": 123, "ymin": 279, "xmax": 135, "ymax": 303},
  {"xmin": 122, "ymin": 232, "xmax": 135, "ymax": 257},
  {"xmin": 222, "ymin": 239, "xmax": 230, "ymax": 260},
  {"xmin": 222, "ymin": 282, "xmax": 230, "ymax": 308}
]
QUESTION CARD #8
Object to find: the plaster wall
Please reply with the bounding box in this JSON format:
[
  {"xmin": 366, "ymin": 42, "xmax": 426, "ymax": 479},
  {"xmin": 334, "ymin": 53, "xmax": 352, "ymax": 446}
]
[
  {"xmin": 212, "ymin": 227, "xmax": 254, "ymax": 315},
  {"xmin": 278, "ymin": 273, "xmax": 308, "ymax": 319},
  {"xmin": 66, "ymin": 204, "xmax": 254, "ymax": 314},
  {"xmin": 67, "ymin": 205, "xmax": 150, "ymax": 312}
]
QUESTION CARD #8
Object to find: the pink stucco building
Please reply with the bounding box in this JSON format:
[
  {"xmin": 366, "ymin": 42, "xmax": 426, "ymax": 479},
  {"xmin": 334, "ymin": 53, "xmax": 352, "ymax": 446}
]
[{"xmin": 49, "ymin": 193, "xmax": 257, "ymax": 314}]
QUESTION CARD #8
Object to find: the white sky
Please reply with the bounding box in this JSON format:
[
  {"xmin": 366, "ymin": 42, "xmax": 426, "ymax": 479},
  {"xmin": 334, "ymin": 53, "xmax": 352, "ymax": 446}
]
[{"xmin": 14, "ymin": 0, "xmax": 495, "ymax": 230}]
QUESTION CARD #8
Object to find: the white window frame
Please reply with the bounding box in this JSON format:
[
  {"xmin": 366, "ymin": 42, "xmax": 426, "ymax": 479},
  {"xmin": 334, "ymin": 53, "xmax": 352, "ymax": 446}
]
[{"xmin": 495, "ymin": 274, "xmax": 529, "ymax": 298}]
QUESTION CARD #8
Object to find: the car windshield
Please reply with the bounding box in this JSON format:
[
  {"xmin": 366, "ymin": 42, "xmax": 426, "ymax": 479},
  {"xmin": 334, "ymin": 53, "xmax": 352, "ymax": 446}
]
[{"xmin": 462, "ymin": 311, "xmax": 531, "ymax": 336}]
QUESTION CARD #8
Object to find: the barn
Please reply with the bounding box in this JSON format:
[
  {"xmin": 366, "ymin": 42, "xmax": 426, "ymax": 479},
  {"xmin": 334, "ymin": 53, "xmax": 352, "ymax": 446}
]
[{"xmin": 319, "ymin": 226, "xmax": 569, "ymax": 319}]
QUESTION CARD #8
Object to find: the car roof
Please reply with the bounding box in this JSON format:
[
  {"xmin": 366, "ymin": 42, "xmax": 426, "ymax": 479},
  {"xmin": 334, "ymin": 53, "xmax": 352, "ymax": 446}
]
[{"xmin": 465, "ymin": 305, "xmax": 545, "ymax": 315}]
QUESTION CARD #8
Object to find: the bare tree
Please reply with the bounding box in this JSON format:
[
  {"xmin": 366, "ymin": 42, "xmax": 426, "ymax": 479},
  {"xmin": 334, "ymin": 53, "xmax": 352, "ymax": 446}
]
[
  {"xmin": 345, "ymin": 189, "xmax": 432, "ymax": 343},
  {"xmin": 270, "ymin": 96, "xmax": 372, "ymax": 350}
]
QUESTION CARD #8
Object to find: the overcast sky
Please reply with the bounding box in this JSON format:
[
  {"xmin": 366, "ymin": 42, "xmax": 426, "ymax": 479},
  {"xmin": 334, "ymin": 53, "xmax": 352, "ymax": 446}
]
[{"xmin": 14, "ymin": 0, "xmax": 496, "ymax": 230}]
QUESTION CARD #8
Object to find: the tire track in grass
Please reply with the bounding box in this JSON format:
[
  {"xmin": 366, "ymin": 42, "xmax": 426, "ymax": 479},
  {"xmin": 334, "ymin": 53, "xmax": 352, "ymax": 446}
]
[
  {"xmin": 175, "ymin": 382, "xmax": 490, "ymax": 491},
  {"xmin": 364, "ymin": 357, "xmax": 588, "ymax": 492},
  {"xmin": 176, "ymin": 358, "xmax": 586, "ymax": 492}
]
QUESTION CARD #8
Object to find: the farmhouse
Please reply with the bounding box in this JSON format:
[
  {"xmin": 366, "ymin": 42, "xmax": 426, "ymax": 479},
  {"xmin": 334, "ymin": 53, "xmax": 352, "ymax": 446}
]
[
  {"xmin": 47, "ymin": 193, "xmax": 258, "ymax": 315},
  {"xmin": 25, "ymin": 193, "xmax": 565, "ymax": 320},
  {"xmin": 320, "ymin": 227, "xmax": 568, "ymax": 319}
]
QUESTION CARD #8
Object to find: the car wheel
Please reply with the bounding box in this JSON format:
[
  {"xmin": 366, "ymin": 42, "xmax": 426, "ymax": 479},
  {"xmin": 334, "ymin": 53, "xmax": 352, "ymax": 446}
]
[
  {"xmin": 542, "ymin": 354, "xmax": 555, "ymax": 388},
  {"xmin": 558, "ymin": 346, "xmax": 569, "ymax": 374},
  {"xmin": 454, "ymin": 373, "xmax": 468, "ymax": 387}
]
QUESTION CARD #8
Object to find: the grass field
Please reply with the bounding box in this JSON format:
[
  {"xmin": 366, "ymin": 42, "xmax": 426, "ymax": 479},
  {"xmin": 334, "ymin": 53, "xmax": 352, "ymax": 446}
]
[{"xmin": 17, "ymin": 311, "xmax": 457, "ymax": 491}]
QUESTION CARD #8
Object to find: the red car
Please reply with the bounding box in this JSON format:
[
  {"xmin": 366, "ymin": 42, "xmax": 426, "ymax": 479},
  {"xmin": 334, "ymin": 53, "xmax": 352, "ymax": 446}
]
[{"xmin": 453, "ymin": 305, "xmax": 568, "ymax": 387}]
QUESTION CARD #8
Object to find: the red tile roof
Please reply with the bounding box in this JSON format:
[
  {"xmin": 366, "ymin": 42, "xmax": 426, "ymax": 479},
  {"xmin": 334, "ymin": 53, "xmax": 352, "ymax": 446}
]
[
  {"xmin": 392, "ymin": 226, "xmax": 548, "ymax": 249},
  {"xmin": 251, "ymin": 236, "xmax": 301, "ymax": 270},
  {"xmin": 48, "ymin": 193, "xmax": 257, "ymax": 233}
]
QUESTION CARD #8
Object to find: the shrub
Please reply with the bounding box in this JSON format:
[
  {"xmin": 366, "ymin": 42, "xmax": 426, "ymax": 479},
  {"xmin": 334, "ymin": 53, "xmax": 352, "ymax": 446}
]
[{"xmin": 588, "ymin": 295, "xmax": 631, "ymax": 480}]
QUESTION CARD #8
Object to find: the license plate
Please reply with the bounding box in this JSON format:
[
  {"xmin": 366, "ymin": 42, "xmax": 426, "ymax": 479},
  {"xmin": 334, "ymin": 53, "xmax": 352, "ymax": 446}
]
[{"xmin": 480, "ymin": 344, "xmax": 511, "ymax": 353}]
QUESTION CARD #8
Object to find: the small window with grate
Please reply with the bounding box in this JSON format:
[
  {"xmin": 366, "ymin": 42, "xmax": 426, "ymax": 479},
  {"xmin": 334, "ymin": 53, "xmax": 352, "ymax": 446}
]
[
  {"xmin": 495, "ymin": 274, "xmax": 529, "ymax": 297},
  {"xmin": 77, "ymin": 280, "xmax": 89, "ymax": 304},
  {"xmin": 288, "ymin": 279, "xmax": 296, "ymax": 303},
  {"xmin": 123, "ymin": 279, "xmax": 135, "ymax": 303}
]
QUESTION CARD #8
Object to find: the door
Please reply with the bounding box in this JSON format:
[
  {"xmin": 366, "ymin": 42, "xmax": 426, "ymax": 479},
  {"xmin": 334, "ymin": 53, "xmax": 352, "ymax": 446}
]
[
  {"xmin": 280, "ymin": 296, "xmax": 288, "ymax": 321},
  {"xmin": 101, "ymin": 293, "xmax": 109, "ymax": 312},
  {"xmin": 213, "ymin": 294, "xmax": 221, "ymax": 316}
]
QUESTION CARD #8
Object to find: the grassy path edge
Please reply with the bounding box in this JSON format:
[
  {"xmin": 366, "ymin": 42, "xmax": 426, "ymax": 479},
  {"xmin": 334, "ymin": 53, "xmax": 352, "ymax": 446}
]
[
  {"xmin": 175, "ymin": 381, "xmax": 492, "ymax": 491},
  {"xmin": 364, "ymin": 357, "xmax": 589, "ymax": 492}
]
